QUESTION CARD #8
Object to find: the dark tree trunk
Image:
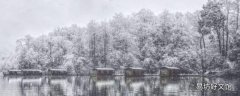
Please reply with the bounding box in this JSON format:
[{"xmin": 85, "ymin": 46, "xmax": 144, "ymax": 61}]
[
  {"xmin": 226, "ymin": 4, "xmax": 230, "ymax": 57},
  {"xmin": 103, "ymin": 31, "xmax": 108, "ymax": 67},
  {"xmin": 216, "ymin": 28, "xmax": 223, "ymax": 55}
]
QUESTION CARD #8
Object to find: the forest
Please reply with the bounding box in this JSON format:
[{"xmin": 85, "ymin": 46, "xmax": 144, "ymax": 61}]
[{"xmin": 1, "ymin": 0, "xmax": 240, "ymax": 76}]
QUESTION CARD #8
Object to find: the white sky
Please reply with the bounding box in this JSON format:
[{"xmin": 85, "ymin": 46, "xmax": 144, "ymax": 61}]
[{"xmin": 0, "ymin": 0, "xmax": 207, "ymax": 56}]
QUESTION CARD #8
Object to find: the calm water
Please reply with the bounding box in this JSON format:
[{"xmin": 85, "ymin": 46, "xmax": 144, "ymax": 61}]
[{"xmin": 0, "ymin": 76, "xmax": 239, "ymax": 96}]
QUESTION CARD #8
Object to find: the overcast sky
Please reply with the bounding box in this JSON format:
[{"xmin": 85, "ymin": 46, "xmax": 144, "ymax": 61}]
[{"xmin": 0, "ymin": 0, "xmax": 207, "ymax": 56}]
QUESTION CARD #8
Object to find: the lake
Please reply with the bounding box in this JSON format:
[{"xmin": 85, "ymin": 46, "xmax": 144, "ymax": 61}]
[{"xmin": 0, "ymin": 76, "xmax": 239, "ymax": 96}]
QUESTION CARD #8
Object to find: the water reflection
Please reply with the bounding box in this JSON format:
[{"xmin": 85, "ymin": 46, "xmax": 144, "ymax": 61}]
[{"xmin": 0, "ymin": 76, "xmax": 239, "ymax": 96}]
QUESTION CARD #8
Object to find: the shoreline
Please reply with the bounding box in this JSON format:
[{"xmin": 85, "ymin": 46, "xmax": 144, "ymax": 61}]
[{"xmin": 2, "ymin": 73, "xmax": 240, "ymax": 78}]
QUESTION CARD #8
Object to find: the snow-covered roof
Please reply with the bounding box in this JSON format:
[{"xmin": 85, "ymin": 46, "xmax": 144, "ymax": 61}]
[
  {"xmin": 161, "ymin": 66, "xmax": 179, "ymax": 70},
  {"xmin": 94, "ymin": 68, "xmax": 114, "ymax": 70},
  {"xmin": 127, "ymin": 67, "xmax": 144, "ymax": 70},
  {"xmin": 8, "ymin": 70, "xmax": 21, "ymax": 72},
  {"xmin": 22, "ymin": 69, "xmax": 42, "ymax": 71},
  {"xmin": 49, "ymin": 69, "xmax": 67, "ymax": 71}
]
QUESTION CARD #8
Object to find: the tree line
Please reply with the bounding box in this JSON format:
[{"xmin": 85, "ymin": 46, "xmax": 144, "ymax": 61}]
[{"xmin": 1, "ymin": 0, "xmax": 240, "ymax": 75}]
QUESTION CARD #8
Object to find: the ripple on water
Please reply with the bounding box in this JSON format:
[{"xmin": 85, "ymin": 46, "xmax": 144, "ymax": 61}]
[{"xmin": 0, "ymin": 76, "xmax": 239, "ymax": 96}]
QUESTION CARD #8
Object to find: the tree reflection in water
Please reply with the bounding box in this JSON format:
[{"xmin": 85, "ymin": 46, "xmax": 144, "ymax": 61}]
[{"xmin": 0, "ymin": 76, "xmax": 239, "ymax": 96}]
